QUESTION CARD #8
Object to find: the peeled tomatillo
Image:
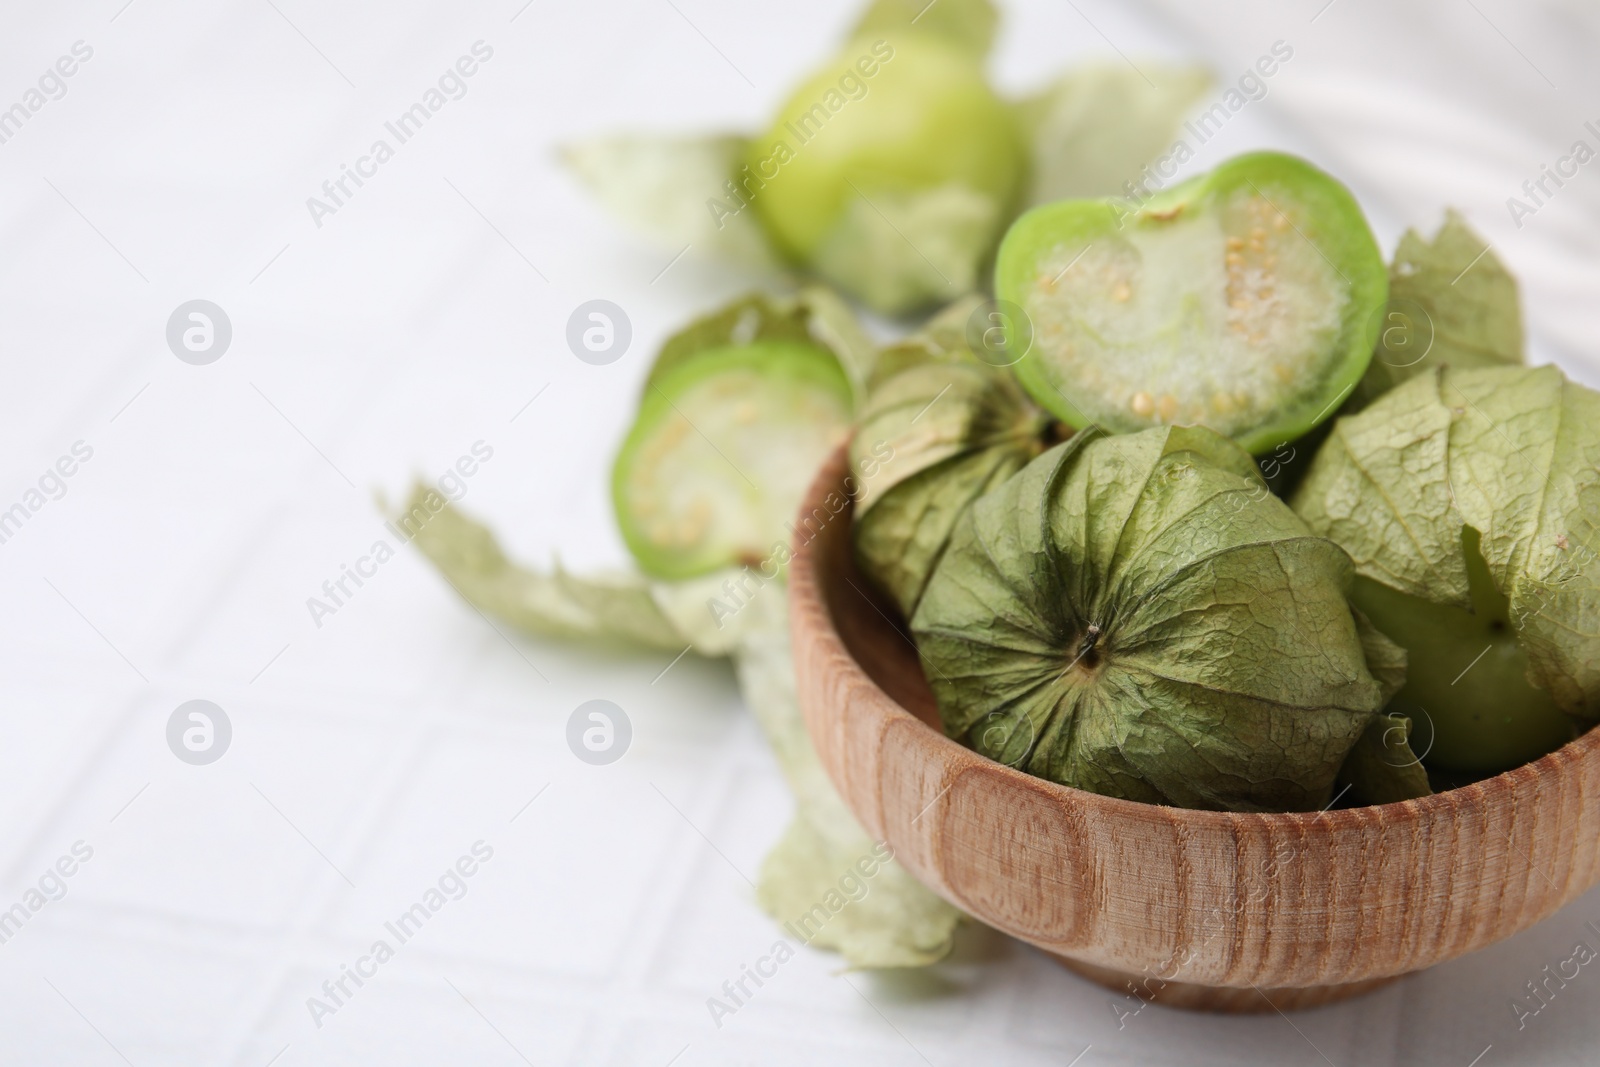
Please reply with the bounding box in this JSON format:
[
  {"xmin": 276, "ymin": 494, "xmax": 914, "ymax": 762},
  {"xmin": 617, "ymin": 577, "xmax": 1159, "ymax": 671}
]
[
  {"xmin": 745, "ymin": 34, "xmax": 1026, "ymax": 314},
  {"xmin": 994, "ymin": 152, "xmax": 1387, "ymax": 454}
]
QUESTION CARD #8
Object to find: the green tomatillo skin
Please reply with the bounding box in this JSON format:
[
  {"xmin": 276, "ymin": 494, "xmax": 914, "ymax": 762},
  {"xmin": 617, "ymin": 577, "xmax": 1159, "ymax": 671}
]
[
  {"xmin": 994, "ymin": 151, "xmax": 1387, "ymax": 454},
  {"xmin": 1351, "ymin": 530, "xmax": 1573, "ymax": 773},
  {"xmin": 745, "ymin": 34, "xmax": 1026, "ymax": 314},
  {"xmin": 612, "ymin": 340, "xmax": 852, "ymax": 580}
]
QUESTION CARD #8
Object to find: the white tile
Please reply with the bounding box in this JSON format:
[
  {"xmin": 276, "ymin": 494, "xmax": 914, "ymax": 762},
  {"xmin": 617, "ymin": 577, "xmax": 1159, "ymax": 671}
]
[
  {"xmin": 0, "ymin": 927, "xmax": 268, "ymax": 1066},
  {"xmin": 240, "ymin": 964, "xmax": 590, "ymax": 1067}
]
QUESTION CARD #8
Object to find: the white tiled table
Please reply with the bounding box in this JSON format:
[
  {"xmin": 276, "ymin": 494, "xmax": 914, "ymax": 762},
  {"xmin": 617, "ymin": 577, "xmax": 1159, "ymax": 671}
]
[{"xmin": 2, "ymin": 1, "xmax": 1596, "ymax": 1063}]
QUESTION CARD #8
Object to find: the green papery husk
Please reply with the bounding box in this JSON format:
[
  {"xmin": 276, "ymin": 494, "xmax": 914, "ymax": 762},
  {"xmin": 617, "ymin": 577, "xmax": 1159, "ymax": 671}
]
[
  {"xmin": 911, "ymin": 425, "xmax": 1385, "ymax": 812},
  {"xmin": 850, "ymin": 297, "xmax": 1053, "ymax": 619},
  {"xmin": 1293, "ymin": 364, "xmax": 1600, "ymax": 722},
  {"xmin": 1012, "ymin": 63, "xmax": 1213, "ymax": 207},
  {"xmin": 809, "ymin": 183, "xmax": 1006, "ymax": 316},
  {"xmin": 560, "ymin": 133, "xmax": 779, "ymax": 267},
  {"xmin": 1337, "ymin": 712, "xmax": 1433, "ymax": 806},
  {"xmin": 1335, "ymin": 612, "xmax": 1431, "ymax": 804},
  {"xmin": 1352, "ymin": 211, "xmax": 1524, "ymax": 410},
  {"xmin": 646, "ymin": 286, "xmax": 876, "ymax": 403}
]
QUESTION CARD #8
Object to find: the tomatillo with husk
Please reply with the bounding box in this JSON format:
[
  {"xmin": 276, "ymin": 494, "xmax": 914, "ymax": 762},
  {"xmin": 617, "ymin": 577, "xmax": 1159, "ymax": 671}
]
[{"xmin": 1293, "ymin": 364, "xmax": 1600, "ymax": 774}]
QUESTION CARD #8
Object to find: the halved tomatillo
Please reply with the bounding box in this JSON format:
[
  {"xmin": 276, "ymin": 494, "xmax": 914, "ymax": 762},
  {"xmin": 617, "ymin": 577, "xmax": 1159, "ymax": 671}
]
[
  {"xmin": 612, "ymin": 341, "xmax": 852, "ymax": 580},
  {"xmin": 994, "ymin": 151, "xmax": 1387, "ymax": 454}
]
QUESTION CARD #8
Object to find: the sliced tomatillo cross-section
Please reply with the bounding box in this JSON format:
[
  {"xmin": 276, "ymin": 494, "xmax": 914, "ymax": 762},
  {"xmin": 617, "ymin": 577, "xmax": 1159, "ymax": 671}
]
[
  {"xmin": 613, "ymin": 340, "xmax": 852, "ymax": 580},
  {"xmin": 994, "ymin": 151, "xmax": 1387, "ymax": 454},
  {"xmin": 910, "ymin": 423, "xmax": 1385, "ymax": 812}
]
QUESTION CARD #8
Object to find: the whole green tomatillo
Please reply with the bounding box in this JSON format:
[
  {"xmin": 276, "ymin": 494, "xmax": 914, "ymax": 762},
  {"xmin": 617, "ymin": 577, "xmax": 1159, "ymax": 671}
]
[{"xmin": 743, "ymin": 34, "xmax": 1026, "ymax": 315}]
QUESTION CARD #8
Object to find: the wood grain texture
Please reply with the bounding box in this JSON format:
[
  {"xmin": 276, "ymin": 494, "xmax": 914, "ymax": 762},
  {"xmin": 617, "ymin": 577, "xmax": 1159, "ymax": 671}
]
[{"xmin": 790, "ymin": 447, "xmax": 1600, "ymax": 1010}]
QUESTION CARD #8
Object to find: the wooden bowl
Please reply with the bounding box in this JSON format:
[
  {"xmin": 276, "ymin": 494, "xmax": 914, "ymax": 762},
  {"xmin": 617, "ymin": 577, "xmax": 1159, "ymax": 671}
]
[{"xmin": 789, "ymin": 447, "xmax": 1600, "ymax": 1012}]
